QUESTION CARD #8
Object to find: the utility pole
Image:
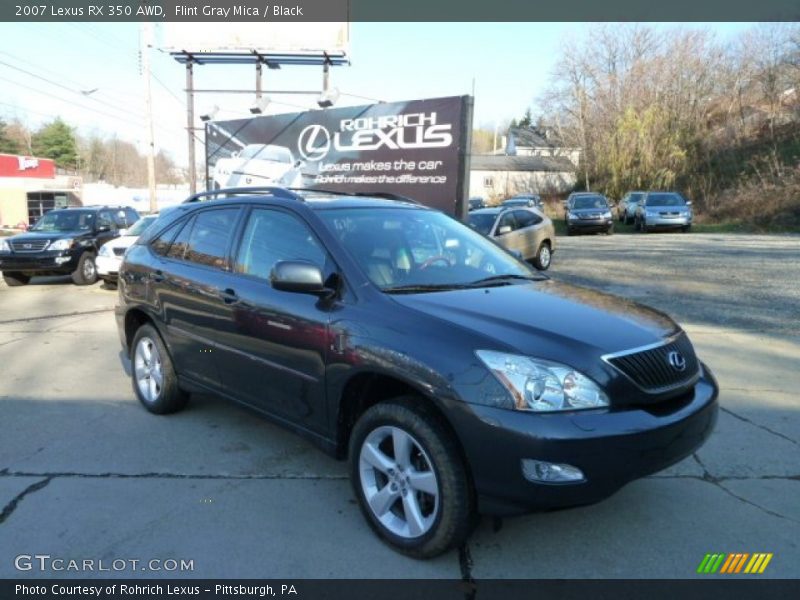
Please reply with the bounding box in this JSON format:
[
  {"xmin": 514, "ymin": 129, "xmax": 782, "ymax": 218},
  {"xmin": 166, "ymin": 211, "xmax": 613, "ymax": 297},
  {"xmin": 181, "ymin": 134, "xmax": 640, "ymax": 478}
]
[
  {"xmin": 186, "ymin": 60, "xmax": 196, "ymax": 194},
  {"xmin": 140, "ymin": 22, "xmax": 157, "ymax": 213}
]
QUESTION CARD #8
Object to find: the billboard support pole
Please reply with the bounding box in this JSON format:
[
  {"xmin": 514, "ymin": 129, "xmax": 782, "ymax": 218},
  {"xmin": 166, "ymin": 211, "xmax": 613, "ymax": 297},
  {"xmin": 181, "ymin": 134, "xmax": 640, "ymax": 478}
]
[
  {"xmin": 186, "ymin": 59, "xmax": 197, "ymax": 195},
  {"xmin": 256, "ymin": 62, "xmax": 263, "ymax": 100},
  {"xmin": 457, "ymin": 95, "xmax": 474, "ymax": 222}
]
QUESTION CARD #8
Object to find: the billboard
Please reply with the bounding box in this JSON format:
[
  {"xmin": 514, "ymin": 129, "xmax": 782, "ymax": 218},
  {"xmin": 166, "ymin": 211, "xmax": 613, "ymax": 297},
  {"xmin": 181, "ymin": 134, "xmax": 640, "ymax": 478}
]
[
  {"xmin": 161, "ymin": 22, "xmax": 349, "ymax": 58},
  {"xmin": 0, "ymin": 154, "xmax": 56, "ymax": 179},
  {"xmin": 205, "ymin": 96, "xmax": 473, "ymax": 217}
]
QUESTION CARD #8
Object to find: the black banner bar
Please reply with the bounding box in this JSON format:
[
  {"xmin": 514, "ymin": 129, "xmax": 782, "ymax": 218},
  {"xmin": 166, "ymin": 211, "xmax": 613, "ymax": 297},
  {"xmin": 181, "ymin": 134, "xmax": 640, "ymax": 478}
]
[
  {"xmin": 3, "ymin": 579, "xmax": 800, "ymax": 600},
  {"xmin": 1, "ymin": 0, "xmax": 799, "ymax": 22}
]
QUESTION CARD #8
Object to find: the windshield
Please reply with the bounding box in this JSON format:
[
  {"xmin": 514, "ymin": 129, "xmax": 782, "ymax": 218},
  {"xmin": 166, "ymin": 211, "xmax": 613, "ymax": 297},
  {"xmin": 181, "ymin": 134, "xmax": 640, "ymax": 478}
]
[
  {"xmin": 239, "ymin": 144, "xmax": 293, "ymax": 163},
  {"xmin": 467, "ymin": 213, "xmax": 498, "ymax": 235},
  {"xmin": 125, "ymin": 215, "xmax": 158, "ymax": 236},
  {"xmin": 646, "ymin": 193, "xmax": 685, "ymax": 207},
  {"xmin": 30, "ymin": 210, "xmax": 95, "ymax": 232},
  {"xmin": 572, "ymin": 196, "xmax": 608, "ymax": 209},
  {"xmin": 628, "ymin": 193, "xmax": 644, "ymax": 204},
  {"xmin": 318, "ymin": 208, "xmax": 539, "ymax": 292},
  {"xmin": 503, "ymin": 198, "xmax": 528, "ymax": 206}
]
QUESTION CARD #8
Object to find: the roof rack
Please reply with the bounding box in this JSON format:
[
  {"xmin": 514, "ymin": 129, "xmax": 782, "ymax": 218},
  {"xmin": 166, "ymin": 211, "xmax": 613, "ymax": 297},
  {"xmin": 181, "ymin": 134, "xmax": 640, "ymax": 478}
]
[
  {"xmin": 183, "ymin": 186, "xmax": 305, "ymax": 204},
  {"xmin": 287, "ymin": 188, "xmax": 421, "ymax": 205},
  {"xmin": 182, "ymin": 186, "xmax": 422, "ymax": 206}
]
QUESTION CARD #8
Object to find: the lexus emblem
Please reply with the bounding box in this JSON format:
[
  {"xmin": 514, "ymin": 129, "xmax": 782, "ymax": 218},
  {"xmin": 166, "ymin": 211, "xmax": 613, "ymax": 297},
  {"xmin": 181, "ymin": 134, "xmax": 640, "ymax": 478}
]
[
  {"xmin": 667, "ymin": 350, "xmax": 687, "ymax": 372},
  {"xmin": 297, "ymin": 124, "xmax": 332, "ymax": 161},
  {"xmin": 23, "ymin": 244, "xmax": 31, "ymax": 249}
]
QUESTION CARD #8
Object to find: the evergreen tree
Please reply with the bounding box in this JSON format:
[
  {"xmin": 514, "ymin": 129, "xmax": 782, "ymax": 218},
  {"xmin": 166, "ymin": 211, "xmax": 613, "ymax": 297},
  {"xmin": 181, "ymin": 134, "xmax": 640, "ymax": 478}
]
[{"xmin": 31, "ymin": 118, "xmax": 77, "ymax": 168}]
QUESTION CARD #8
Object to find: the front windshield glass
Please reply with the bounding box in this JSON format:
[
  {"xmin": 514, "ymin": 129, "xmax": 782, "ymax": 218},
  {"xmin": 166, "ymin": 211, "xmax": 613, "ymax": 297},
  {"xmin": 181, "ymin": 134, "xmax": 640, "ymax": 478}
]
[
  {"xmin": 572, "ymin": 195, "xmax": 608, "ymax": 209},
  {"xmin": 629, "ymin": 193, "xmax": 644, "ymax": 203},
  {"xmin": 647, "ymin": 193, "xmax": 685, "ymax": 207},
  {"xmin": 467, "ymin": 212, "xmax": 497, "ymax": 235},
  {"xmin": 125, "ymin": 215, "xmax": 157, "ymax": 237},
  {"xmin": 239, "ymin": 144, "xmax": 292, "ymax": 162},
  {"xmin": 318, "ymin": 208, "xmax": 540, "ymax": 292},
  {"xmin": 30, "ymin": 210, "xmax": 95, "ymax": 232}
]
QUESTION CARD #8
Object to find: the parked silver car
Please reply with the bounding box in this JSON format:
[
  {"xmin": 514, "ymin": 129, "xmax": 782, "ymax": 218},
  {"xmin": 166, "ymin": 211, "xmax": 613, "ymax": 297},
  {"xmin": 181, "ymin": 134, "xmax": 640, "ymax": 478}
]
[
  {"xmin": 468, "ymin": 207, "xmax": 555, "ymax": 270},
  {"xmin": 618, "ymin": 191, "xmax": 645, "ymax": 224},
  {"xmin": 634, "ymin": 192, "xmax": 693, "ymax": 233}
]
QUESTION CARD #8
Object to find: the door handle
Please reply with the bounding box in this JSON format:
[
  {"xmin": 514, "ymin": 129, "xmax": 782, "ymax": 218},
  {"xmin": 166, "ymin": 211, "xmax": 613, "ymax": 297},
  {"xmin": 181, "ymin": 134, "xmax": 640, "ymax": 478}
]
[
  {"xmin": 151, "ymin": 270, "xmax": 165, "ymax": 283},
  {"xmin": 219, "ymin": 288, "xmax": 239, "ymax": 305}
]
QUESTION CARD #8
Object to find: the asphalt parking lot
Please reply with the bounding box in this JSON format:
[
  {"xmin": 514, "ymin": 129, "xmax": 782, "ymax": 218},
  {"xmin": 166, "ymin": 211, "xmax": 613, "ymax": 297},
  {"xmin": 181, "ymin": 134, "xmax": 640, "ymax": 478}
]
[{"xmin": 0, "ymin": 232, "xmax": 798, "ymax": 580}]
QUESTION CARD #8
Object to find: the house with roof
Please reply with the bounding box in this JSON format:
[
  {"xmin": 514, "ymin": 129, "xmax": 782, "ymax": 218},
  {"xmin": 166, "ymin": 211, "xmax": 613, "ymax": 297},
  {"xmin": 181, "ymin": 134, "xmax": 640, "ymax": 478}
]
[{"xmin": 469, "ymin": 126, "xmax": 579, "ymax": 201}]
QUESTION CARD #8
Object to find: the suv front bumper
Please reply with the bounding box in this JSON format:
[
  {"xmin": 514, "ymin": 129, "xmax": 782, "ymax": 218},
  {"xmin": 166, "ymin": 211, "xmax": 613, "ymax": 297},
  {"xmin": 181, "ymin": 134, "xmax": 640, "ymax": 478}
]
[
  {"xmin": 449, "ymin": 363, "xmax": 718, "ymax": 516},
  {"xmin": 0, "ymin": 250, "xmax": 80, "ymax": 274},
  {"xmin": 643, "ymin": 214, "xmax": 692, "ymax": 228}
]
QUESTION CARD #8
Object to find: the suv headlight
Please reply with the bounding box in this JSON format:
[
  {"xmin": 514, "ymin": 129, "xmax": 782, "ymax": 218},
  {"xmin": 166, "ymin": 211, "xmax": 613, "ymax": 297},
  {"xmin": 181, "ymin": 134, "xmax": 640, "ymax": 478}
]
[
  {"xmin": 98, "ymin": 244, "xmax": 113, "ymax": 257},
  {"xmin": 646, "ymin": 210, "xmax": 658, "ymax": 217},
  {"xmin": 567, "ymin": 211, "xmax": 577, "ymax": 220},
  {"xmin": 0, "ymin": 239, "xmax": 9, "ymax": 252},
  {"xmin": 48, "ymin": 239, "xmax": 73, "ymax": 251},
  {"xmin": 602, "ymin": 211, "xmax": 612, "ymax": 219},
  {"xmin": 476, "ymin": 350, "xmax": 609, "ymax": 412}
]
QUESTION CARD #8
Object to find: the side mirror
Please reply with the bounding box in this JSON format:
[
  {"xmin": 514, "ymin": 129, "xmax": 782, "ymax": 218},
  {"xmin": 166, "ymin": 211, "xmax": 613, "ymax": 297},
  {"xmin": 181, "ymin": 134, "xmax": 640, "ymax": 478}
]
[
  {"xmin": 271, "ymin": 260, "xmax": 327, "ymax": 295},
  {"xmin": 497, "ymin": 225, "xmax": 512, "ymax": 235},
  {"xmin": 96, "ymin": 225, "xmax": 111, "ymax": 233}
]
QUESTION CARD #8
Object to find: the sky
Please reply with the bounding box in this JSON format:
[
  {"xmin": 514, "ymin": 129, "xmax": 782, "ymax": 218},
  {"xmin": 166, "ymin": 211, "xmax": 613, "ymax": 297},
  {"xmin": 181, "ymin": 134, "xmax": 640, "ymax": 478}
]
[{"xmin": 0, "ymin": 21, "xmax": 755, "ymax": 167}]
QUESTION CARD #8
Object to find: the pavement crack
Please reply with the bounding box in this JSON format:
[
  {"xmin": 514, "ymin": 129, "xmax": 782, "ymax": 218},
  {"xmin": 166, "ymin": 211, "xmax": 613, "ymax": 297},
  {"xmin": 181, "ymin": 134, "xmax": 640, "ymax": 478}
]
[
  {"xmin": 458, "ymin": 543, "xmax": 476, "ymax": 600},
  {"xmin": 0, "ymin": 308, "xmax": 112, "ymax": 325},
  {"xmin": 0, "ymin": 477, "xmax": 52, "ymax": 525},
  {"xmin": 0, "ymin": 471, "xmax": 347, "ymax": 481},
  {"xmin": 720, "ymin": 406, "xmax": 798, "ymax": 446},
  {"xmin": 688, "ymin": 453, "xmax": 798, "ymax": 523}
]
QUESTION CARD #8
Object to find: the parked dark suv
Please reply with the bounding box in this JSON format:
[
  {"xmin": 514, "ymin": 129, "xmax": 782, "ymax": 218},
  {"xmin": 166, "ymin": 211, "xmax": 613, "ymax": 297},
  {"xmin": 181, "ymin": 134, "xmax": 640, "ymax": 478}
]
[
  {"xmin": 0, "ymin": 206, "xmax": 139, "ymax": 286},
  {"xmin": 116, "ymin": 187, "xmax": 718, "ymax": 558}
]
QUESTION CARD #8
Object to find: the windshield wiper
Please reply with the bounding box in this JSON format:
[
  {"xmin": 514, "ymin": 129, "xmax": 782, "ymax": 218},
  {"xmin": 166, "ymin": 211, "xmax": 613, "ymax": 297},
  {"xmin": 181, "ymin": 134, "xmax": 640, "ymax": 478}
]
[
  {"xmin": 467, "ymin": 273, "xmax": 542, "ymax": 287},
  {"xmin": 383, "ymin": 283, "xmax": 471, "ymax": 294}
]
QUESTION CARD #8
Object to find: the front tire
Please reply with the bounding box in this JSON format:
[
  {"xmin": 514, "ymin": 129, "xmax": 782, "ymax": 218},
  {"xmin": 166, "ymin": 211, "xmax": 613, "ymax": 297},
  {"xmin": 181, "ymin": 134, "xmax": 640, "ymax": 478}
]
[
  {"xmin": 2, "ymin": 272, "xmax": 30, "ymax": 286},
  {"xmin": 131, "ymin": 324, "xmax": 188, "ymax": 415},
  {"xmin": 606, "ymin": 224, "xmax": 614, "ymax": 235},
  {"xmin": 349, "ymin": 398, "xmax": 475, "ymax": 558},
  {"xmin": 532, "ymin": 242, "xmax": 552, "ymax": 270},
  {"xmin": 71, "ymin": 253, "xmax": 98, "ymax": 285}
]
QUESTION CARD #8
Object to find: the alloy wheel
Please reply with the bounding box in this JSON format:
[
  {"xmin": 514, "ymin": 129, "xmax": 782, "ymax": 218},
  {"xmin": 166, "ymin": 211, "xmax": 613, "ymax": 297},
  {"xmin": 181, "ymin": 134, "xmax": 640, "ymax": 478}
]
[
  {"xmin": 134, "ymin": 336, "xmax": 163, "ymax": 404},
  {"xmin": 359, "ymin": 426, "xmax": 440, "ymax": 539}
]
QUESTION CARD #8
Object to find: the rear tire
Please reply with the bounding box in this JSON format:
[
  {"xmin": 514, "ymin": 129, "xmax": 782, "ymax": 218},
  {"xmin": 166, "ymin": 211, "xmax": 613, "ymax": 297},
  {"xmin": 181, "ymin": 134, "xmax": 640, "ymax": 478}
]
[
  {"xmin": 131, "ymin": 323, "xmax": 189, "ymax": 415},
  {"xmin": 71, "ymin": 253, "xmax": 98, "ymax": 285},
  {"xmin": 349, "ymin": 398, "xmax": 475, "ymax": 559},
  {"xmin": 2, "ymin": 272, "xmax": 30, "ymax": 286},
  {"xmin": 532, "ymin": 242, "xmax": 552, "ymax": 270}
]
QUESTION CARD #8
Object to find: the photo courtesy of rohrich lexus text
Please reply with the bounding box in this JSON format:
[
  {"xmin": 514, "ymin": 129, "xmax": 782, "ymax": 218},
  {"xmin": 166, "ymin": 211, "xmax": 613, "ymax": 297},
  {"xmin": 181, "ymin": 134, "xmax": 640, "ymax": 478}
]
[{"xmin": 0, "ymin": 1, "xmax": 798, "ymax": 599}]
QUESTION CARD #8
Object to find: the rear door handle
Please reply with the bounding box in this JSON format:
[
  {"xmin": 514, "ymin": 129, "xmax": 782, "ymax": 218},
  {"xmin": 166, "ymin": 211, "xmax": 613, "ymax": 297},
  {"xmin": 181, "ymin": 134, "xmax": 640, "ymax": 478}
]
[{"xmin": 219, "ymin": 288, "xmax": 239, "ymax": 305}]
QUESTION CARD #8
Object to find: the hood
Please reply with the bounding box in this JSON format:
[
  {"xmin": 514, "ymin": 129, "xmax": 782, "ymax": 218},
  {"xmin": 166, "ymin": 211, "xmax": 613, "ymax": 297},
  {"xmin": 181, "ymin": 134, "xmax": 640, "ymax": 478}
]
[
  {"xmin": 569, "ymin": 206, "xmax": 610, "ymax": 214},
  {"xmin": 104, "ymin": 235, "xmax": 138, "ymax": 250},
  {"xmin": 9, "ymin": 230, "xmax": 88, "ymax": 242},
  {"xmin": 232, "ymin": 159, "xmax": 293, "ymax": 179},
  {"xmin": 391, "ymin": 279, "xmax": 678, "ymax": 366}
]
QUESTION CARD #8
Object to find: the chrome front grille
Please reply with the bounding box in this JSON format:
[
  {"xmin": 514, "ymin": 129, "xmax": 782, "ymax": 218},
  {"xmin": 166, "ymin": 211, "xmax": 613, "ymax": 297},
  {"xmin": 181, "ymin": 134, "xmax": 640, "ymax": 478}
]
[
  {"xmin": 604, "ymin": 333, "xmax": 700, "ymax": 393},
  {"xmin": 10, "ymin": 239, "xmax": 49, "ymax": 252}
]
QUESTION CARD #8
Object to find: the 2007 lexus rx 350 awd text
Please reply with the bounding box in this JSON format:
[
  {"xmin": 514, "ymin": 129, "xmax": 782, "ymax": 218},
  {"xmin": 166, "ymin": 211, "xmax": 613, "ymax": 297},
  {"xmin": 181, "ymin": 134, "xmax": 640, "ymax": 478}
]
[{"xmin": 115, "ymin": 187, "xmax": 718, "ymax": 558}]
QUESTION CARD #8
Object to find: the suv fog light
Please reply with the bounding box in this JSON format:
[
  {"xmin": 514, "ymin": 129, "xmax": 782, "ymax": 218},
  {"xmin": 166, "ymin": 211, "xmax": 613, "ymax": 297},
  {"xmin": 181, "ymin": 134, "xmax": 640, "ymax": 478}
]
[
  {"xmin": 521, "ymin": 459, "xmax": 585, "ymax": 483},
  {"xmin": 55, "ymin": 256, "xmax": 71, "ymax": 264}
]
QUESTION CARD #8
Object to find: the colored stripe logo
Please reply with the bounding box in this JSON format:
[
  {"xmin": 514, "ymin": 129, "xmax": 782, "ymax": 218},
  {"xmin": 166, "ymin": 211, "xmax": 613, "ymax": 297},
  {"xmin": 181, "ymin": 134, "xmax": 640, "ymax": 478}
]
[{"xmin": 697, "ymin": 553, "xmax": 773, "ymax": 574}]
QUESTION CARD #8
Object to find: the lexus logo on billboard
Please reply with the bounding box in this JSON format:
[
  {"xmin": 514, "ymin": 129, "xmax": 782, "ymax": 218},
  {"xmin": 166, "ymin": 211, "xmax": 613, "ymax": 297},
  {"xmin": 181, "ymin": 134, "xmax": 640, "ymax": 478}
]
[{"xmin": 297, "ymin": 124, "xmax": 332, "ymax": 161}]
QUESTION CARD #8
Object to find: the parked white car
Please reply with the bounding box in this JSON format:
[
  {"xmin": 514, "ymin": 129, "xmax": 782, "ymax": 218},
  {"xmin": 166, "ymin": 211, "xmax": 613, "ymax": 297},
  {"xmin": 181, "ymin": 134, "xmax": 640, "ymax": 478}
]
[
  {"xmin": 212, "ymin": 144, "xmax": 304, "ymax": 189},
  {"xmin": 96, "ymin": 214, "xmax": 159, "ymax": 285}
]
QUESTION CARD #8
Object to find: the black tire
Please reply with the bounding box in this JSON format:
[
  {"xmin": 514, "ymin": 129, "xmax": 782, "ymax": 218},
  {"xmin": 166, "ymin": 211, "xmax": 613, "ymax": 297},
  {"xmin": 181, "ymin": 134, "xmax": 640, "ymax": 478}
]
[
  {"xmin": 566, "ymin": 227, "xmax": 574, "ymax": 236},
  {"xmin": 640, "ymin": 219, "xmax": 648, "ymax": 233},
  {"xmin": 682, "ymin": 225, "xmax": 691, "ymax": 233},
  {"xmin": 606, "ymin": 224, "xmax": 614, "ymax": 235},
  {"xmin": 2, "ymin": 272, "xmax": 30, "ymax": 286},
  {"xmin": 532, "ymin": 241, "xmax": 552, "ymax": 270},
  {"xmin": 625, "ymin": 215, "xmax": 633, "ymax": 225},
  {"xmin": 349, "ymin": 398, "xmax": 475, "ymax": 559},
  {"xmin": 71, "ymin": 252, "xmax": 98, "ymax": 285},
  {"xmin": 130, "ymin": 323, "xmax": 189, "ymax": 415}
]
